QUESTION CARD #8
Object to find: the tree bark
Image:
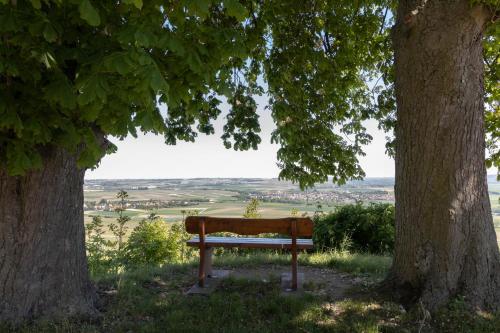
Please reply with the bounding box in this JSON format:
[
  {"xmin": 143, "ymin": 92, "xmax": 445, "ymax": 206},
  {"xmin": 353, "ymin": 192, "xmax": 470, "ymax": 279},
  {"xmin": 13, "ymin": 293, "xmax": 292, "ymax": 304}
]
[
  {"xmin": 390, "ymin": 0, "xmax": 500, "ymax": 311},
  {"xmin": 0, "ymin": 147, "xmax": 97, "ymax": 322}
]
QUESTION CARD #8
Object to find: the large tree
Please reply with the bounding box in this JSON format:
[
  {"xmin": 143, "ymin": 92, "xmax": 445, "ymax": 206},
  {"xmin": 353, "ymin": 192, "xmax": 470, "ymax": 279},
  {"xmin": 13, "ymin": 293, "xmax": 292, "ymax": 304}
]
[
  {"xmin": 389, "ymin": 0, "xmax": 500, "ymax": 311},
  {"xmin": 260, "ymin": 0, "xmax": 499, "ymax": 311},
  {"xmin": 0, "ymin": 0, "xmax": 264, "ymax": 321},
  {"xmin": 0, "ymin": 0, "xmax": 498, "ymax": 322}
]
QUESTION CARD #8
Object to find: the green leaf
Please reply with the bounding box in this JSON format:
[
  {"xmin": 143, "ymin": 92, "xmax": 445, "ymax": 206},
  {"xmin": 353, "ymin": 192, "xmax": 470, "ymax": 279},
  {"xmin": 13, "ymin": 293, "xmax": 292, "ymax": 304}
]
[
  {"xmin": 164, "ymin": 36, "xmax": 185, "ymax": 56},
  {"xmin": 77, "ymin": 128, "xmax": 105, "ymax": 168},
  {"xmin": 6, "ymin": 143, "xmax": 42, "ymax": 176},
  {"xmin": 77, "ymin": 75, "xmax": 102, "ymax": 106},
  {"xmin": 123, "ymin": 0, "xmax": 143, "ymax": 9},
  {"xmin": 44, "ymin": 76, "xmax": 77, "ymax": 109},
  {"xmin": 185, "ymin": 0, "xmax": 211, "ymax": 19},
  {"xmin": 79, "ymin": 0, "xmax": 100, "ymax": 27},
  {"xmin": 132, "ymin": 0, "xmax": 143, "ymax": 9},
  {"xmin": 223, "ymin": 0, "xmax": 248, "ymax": 21},
  {"xmin": 43, "ymin": 24, "xmax": 57, "ymax": 42},
  {"xmin": 0, "ymin": 108, "xmax": 24, "ymax": 136},
  {"xmin": 149, "ymin": 68, "xmax": 169, "ymax": 93},
  {"xmin": 40, "ymin": 52, "xmax": 57, "ymax": 69}
]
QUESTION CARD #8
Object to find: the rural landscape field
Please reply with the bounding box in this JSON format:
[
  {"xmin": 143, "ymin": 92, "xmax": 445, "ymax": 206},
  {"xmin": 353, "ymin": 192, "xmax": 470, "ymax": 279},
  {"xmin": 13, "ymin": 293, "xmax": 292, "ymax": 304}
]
[{"xmin": 85, "ymin": 176, "xmax": 500, "ymax": 247}]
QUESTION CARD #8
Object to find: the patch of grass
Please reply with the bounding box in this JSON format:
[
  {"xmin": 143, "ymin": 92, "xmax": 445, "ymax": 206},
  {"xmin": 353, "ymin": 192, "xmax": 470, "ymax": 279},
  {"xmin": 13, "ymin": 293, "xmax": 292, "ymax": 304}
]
[
  {"xmin": 2, "ymin": 253, "xmax": 499, "ymax": 333},
  {"xmin": 305, "ymin": 251, "xmax": 392, "ymax": 278},
  {"xmin": 430, "ymin": 296, "xmax": 500, "ymax": 333},
  {"xmin": 212, "ymin": 251, "xmax": 392, "ymax": 279}
]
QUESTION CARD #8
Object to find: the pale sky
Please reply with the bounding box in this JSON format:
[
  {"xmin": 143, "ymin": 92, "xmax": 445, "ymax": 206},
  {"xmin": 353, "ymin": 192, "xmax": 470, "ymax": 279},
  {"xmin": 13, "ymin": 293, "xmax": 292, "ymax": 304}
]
[{"xmin": 85, "ymin": 94, "xmax": 396, "ymax": 179}]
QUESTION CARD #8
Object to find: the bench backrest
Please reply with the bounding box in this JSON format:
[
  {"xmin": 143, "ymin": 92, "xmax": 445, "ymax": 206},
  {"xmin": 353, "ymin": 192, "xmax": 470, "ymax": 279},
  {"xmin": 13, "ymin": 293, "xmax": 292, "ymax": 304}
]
[{"xmin": 185, "ymin": 216, "xmax": 313, "ymax": 237}]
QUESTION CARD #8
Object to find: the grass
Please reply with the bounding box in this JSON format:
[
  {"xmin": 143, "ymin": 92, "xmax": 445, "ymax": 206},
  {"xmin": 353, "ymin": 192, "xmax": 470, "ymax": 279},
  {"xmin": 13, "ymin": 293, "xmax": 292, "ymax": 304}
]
[
  {"xmin": 3, "ymin": 252, "xmax": 499, "ymax": 333},
  {"xmin": 211, "ymin": 251, "xmax": 392, "ymax": 279}
]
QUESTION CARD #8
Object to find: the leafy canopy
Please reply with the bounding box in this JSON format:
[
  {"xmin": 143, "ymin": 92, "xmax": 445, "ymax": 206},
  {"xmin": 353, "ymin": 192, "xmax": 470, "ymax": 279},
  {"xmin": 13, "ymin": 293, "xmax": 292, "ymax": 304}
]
[
  {"xmin": 0, "ymin": 0, "xmax": 263, "ymax": 175},
  {"xmin": 0, "ymin": 0, "xmax": 498, "ymax": 187}
]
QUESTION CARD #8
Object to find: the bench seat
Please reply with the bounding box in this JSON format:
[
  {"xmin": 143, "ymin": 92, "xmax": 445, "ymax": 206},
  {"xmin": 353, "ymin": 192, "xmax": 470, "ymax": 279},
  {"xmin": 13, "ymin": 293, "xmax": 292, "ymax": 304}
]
[{"xmin": 187, "ymin": 236, "xmax": 314, "ymax": 249}]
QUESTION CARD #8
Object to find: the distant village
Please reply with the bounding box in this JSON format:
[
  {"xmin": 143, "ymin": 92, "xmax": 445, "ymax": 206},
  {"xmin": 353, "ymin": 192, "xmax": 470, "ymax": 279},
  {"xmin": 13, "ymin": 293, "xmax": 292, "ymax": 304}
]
[
  {"xmin": 248, "ymin": 189, "xmax": 394, "ymax": 204},
  {"xmin": 83, "ymin": 178, "xmax": 395, "ymax": 212},
  {"xmin": 83, "ymin": 199, "xmax": 207, "ymax": 212}
]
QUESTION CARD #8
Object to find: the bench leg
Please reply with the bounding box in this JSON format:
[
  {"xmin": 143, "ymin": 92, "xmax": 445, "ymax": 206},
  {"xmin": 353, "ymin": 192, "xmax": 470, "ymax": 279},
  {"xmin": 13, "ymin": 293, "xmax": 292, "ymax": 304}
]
[
  {"xmin": 292, "ymin": 249, "xmax": 298, "ymax": 291},
  {"xmin": 198, "ymin": 247, "xmax": 213, "ymax": 287}
]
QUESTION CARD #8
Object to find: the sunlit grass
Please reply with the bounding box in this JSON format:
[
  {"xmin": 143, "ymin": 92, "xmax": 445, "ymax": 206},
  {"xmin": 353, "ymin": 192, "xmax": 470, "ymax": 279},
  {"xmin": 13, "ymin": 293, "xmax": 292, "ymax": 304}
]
[
  {"xmin": 208, "ymin": 251, "xmax": 392, "ymax": 279},
  {"xmin": 3, "ymin": 252, "xmax": 499, "ymax": 333}
]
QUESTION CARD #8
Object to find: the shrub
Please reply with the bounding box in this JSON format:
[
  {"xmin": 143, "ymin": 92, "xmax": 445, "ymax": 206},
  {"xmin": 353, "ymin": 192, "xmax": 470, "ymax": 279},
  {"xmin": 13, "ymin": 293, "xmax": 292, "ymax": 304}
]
[
  {"xmin": 86, "ymin": 216, "xmax": 116, "ymax": 275},
  {"xmin": 168, "ymin": 222, "xmax": 196, "ymax": 262},
  {"xmin": 243, "ymin": 198, "xmax": 261, "ymax": 218},
  {"xmin": 313, "ymin": 203, "xmax": 395, "ymax": 254},
  {"xmin": 125, "ymin": 215, "xmax": 179, "ymax": 267}
]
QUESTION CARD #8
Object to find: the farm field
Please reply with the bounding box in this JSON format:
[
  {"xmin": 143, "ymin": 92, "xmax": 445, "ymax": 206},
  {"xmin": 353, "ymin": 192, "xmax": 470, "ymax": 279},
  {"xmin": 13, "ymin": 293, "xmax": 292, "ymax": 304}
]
[
  {"xmin": 84, "ymin": 200, "xmax": 339, "ymax": 239},
  {"xmin": 84, "ymin": 176, "xmax": 500, "ymax": 244},
  {"xmin": 85, "ymin": 201, "xmax": 338, "ymax": 222}
]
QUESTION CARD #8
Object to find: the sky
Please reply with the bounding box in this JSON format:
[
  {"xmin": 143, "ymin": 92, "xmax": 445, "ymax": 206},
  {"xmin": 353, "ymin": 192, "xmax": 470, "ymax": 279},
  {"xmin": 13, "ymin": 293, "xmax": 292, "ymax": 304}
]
[{"xmin": 85, "ymin": 94, "xmax": 396, "ymax": 179}]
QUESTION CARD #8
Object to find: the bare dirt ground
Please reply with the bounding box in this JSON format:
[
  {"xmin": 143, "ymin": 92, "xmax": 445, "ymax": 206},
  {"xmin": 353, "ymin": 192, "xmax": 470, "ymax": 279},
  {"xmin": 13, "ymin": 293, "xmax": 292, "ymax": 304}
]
[{"xmin": 200, "ymin": 265, "xmax": 372, "ymax": 300}]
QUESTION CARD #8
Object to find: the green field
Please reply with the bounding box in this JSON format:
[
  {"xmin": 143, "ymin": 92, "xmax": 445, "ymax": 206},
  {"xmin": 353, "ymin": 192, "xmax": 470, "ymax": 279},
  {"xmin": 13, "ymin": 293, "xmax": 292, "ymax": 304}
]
[
  {"xmin": 84, "ymin": 178, "xmax": 500, "ymax": 245},
  {"xmin": 84, "ymin": 185, "xmax": 342, "ymax": 239},
  {"xmin": 84, "ymin": 199, "xmax": 337, "ymax": 238}
]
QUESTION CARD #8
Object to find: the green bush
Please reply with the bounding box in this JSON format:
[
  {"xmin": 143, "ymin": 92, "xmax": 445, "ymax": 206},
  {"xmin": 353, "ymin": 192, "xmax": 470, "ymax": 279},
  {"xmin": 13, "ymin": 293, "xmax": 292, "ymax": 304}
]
[
  {"xmin": 86, "ymin": 216, "xmax": 116, "ymax": 275},
  {"xmin": 313, "ymin": 203, "xmax": 395, "ymax": 254},
  {"xmin": 125, "ymin": 215, "xmax": 180, "ymax": 267}
]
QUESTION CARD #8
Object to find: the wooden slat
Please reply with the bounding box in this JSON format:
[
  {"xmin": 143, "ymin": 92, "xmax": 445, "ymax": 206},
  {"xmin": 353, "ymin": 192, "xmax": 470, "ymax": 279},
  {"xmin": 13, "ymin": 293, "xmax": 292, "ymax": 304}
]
[
  {"xmin": 185, "ymin": 216, "xmax": 313, "ymax": 237},
  {"xmin": 187, "ymin": 236, "xmax": 314, "ymax": 249}
]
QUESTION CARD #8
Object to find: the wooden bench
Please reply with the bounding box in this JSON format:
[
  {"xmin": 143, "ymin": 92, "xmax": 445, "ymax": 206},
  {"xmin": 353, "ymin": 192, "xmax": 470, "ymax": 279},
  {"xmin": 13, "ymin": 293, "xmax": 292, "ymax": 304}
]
[{"xmin": 185, "ymin": 216, "xmax": 314, "ymax": 291}]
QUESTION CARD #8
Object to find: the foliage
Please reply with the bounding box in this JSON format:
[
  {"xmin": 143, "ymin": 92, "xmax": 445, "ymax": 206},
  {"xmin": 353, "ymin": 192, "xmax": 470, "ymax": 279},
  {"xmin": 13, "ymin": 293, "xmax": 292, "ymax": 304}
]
[
  {"xmin": 86, "ymin": 191, "xmax": 133, "ymax": 274},
  {"xmin": 1, "ymin": 1, "xmax": 497, "ymax": 186},
  {"xmin": 169, "ymin": 222, "xmax": 197, "ymax": 263},
  {"xmin": 85, "ymin": 216, "xmax": 115, "ymax": 276},
  {"xmin": 109, "ymin": 190, "xmax": 130, "ymax": 251},
  {"xmin": 0, "ymin": 0, "xmax": 263, "ymax": 175},
  {"xmin": 313, "ymin": 203, "xmax": 395, "ymax": 254},
  {"xmin": 181, "ymin": 208, "xmax": 200, "ymax": 222},
  {"xmin": 484, "ymin": 21, "xmax": 500, "ymax": 179},
  {"xmin": 125, "ymin": 214, "xmax": 180, "ymax": 267},
  {"xmin": 263, "ymin": 1, "xmax": 395, "ymax": 188},
  {"xmin": 243, "ymin": 198, "xmax": 261, "ymax": 218},
  {"xmin": 85, "ymin": 190, "xmax": 196, "ymax": 274}
]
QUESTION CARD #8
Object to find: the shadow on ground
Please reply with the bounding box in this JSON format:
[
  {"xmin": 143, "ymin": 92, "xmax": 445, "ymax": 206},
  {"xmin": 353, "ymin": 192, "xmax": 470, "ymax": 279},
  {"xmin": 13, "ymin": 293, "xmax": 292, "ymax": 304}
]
[{"xmin": 2, "ymin": 263, "xmax": 499, "ymax": 333}]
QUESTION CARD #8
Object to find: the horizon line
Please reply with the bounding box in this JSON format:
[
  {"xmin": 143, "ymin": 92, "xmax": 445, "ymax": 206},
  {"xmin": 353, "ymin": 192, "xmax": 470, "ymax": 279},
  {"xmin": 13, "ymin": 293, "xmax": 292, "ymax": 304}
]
[{"xmin": 84, "ymin": 174, "xmax": 498, "ymax": 181}]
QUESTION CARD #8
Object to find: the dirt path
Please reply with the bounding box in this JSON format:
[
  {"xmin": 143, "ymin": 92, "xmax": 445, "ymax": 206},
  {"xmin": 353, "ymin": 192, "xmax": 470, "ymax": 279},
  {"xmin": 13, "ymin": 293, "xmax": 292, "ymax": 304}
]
[{"xmin": 218, "ymin": 265, "xmax": 366, "ymax": 300}]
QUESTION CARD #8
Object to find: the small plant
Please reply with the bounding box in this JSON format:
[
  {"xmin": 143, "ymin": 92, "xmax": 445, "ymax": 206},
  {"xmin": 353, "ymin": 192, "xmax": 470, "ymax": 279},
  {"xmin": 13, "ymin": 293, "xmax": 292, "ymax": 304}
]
[
  {"xmin": 181, "ymin": 209, "xmax": 200, "ymax": 222},
  {"xmin": 169, "ymin": 222, "xmax": 196, "ymax": 262},
  {"xmin": 85, "ymin": 216, "xmax": 114, "ymax": 275},
  {"xmin": 109, "ymin": 190, "xmax": 131, "ymax": 251},
  {"xmin": 125, "ymin": 214, "xmax": 179, "ymax": 267},
  {"xmin": 107, "ymin": 190, "xmax": 131, "ymax": 268},
  {"xmin": 243, "ymin": 198, "xmax": 261, "ymax": 218}
]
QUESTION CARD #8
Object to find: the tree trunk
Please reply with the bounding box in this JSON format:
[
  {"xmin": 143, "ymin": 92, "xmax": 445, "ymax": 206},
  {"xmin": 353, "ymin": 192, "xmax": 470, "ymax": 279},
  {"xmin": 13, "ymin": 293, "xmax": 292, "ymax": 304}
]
[
  {"xmin": 390, "ymin": 0, "xmax": 500, "ymax": 311},
  {"xmin": 0, "ymin": 147, "xmax": 96, "ymax": 322}
]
